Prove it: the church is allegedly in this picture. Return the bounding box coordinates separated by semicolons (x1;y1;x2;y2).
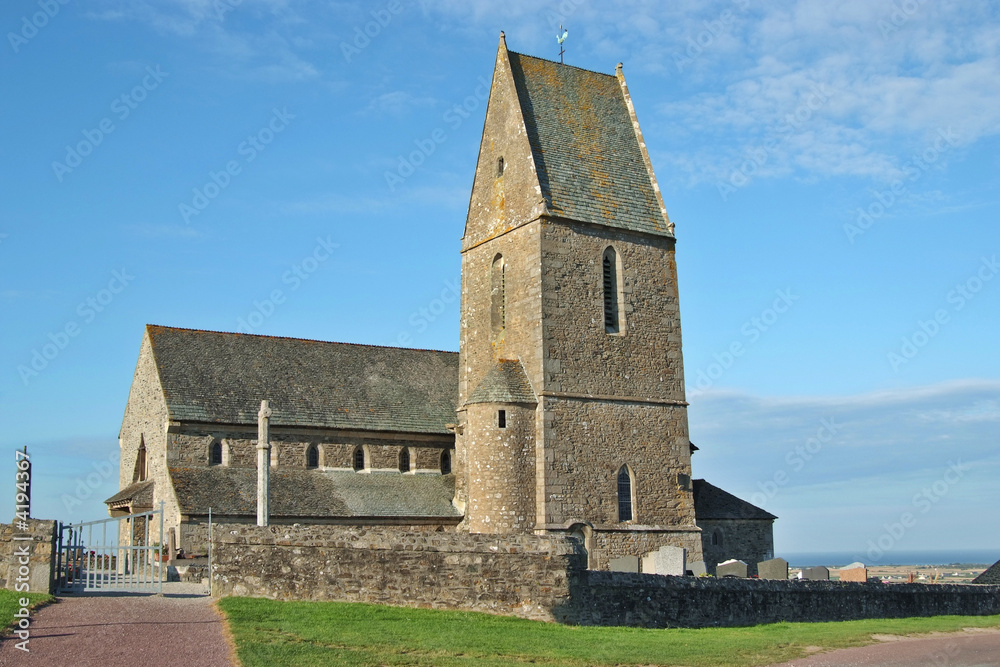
106;34;775;575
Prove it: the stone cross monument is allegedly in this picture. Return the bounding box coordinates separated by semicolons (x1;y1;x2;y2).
257;400;272;527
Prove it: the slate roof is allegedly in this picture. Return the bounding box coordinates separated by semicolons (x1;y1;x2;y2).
972;560;1000;584
168;467;461;519
146;325;459;434
693;479;777;521
105;480;154;507
467;359;537;405
507;51;670;237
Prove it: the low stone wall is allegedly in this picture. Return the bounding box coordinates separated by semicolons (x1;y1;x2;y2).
211;525;583;621
212;525;1000;628
568;571;1000;627
0;520;57;594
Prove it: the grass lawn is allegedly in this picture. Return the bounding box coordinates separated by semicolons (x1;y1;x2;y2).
0;590;52;633
218;597;1000;667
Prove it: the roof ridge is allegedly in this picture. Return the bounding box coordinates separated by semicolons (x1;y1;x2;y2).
507;50;617;78
145;324;458;356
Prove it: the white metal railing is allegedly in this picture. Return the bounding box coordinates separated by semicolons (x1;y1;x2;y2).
56;502;165;594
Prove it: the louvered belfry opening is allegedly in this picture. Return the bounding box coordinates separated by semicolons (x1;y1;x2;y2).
603;247;619;333
617;466;633;521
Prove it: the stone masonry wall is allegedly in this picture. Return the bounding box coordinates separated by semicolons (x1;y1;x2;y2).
699;519;774;576
168;427;452;473
212;524;1000;628
569;571;1000;628
212;524;582;622
591;528;702;573
0;520;57;594
464;402;536;533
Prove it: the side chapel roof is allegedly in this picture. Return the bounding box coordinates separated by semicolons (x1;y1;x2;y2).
168;467;461;519
693;479;777;521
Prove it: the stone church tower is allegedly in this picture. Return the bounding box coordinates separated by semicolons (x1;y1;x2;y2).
454;34;703;566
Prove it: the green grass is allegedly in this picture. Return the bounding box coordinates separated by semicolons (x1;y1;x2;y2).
0;590;51;633
218;597;1000;667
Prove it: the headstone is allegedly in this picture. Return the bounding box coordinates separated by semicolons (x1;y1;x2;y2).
716;559;748;578
689;560;708;576
838;564;868;582
757;557;789;580
608;556;640;573
641;546;686;576
799;565;830;581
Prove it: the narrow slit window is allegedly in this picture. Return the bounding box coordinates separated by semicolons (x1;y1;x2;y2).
498;409;506;428
603;247;621;333
440;449;452;475
497;156;504;176
399;448;411;473
306;444;319;468
353;447;365;471
137;439;147;481
491;255;506;336
210;442;222;466
617;466;633;521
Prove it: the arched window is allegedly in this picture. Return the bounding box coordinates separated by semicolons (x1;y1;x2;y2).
210;441;222;466
399;447;411;473
617;465;633;522
353;447;365;472
440;449;452;475
603;246;623;334
712;529;723;547
491;254;505;337
496;156;505;176
306;444;319;469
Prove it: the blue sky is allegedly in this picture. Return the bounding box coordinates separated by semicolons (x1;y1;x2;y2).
1;1;998;558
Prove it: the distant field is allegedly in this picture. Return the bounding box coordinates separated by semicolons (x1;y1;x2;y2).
218;597;1000;667
0;590;52;633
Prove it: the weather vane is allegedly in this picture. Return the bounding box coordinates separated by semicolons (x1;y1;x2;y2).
557;25;568;64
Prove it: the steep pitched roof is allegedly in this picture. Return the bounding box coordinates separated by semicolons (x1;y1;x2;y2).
506;50;671;237
693;479;777;521
972;560;1000;584
467;359;537;405
145;325;459;434
168;467;461;519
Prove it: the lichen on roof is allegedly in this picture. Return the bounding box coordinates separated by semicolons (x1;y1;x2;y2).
506;51;671;237
467;359;537;405
146;325;459;434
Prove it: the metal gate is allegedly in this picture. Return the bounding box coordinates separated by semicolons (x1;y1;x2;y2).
56;503;165;594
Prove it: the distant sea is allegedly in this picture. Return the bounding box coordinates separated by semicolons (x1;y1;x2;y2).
782;549;1000;568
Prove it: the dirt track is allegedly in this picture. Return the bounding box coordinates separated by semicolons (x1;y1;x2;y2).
769;627;1000;667
0;584;235;666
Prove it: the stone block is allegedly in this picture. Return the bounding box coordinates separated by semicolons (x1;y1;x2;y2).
838;565;868;582
641;546;686;576
800;566;830;581
757;558;788;580
608;556;640;573
716;559;747;578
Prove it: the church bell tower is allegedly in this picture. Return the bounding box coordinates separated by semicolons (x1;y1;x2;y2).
454;33;702;567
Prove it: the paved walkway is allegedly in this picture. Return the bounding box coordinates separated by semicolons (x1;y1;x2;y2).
769;627;1000;667
0;584;236;666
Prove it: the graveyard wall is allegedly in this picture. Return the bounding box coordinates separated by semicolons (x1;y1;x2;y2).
211;524;583;622
567;571;1000;627
212;524;1000;627
0;520;57;594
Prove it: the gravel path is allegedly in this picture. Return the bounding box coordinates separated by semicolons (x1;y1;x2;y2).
769;627;1000;667
0;584;236;666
